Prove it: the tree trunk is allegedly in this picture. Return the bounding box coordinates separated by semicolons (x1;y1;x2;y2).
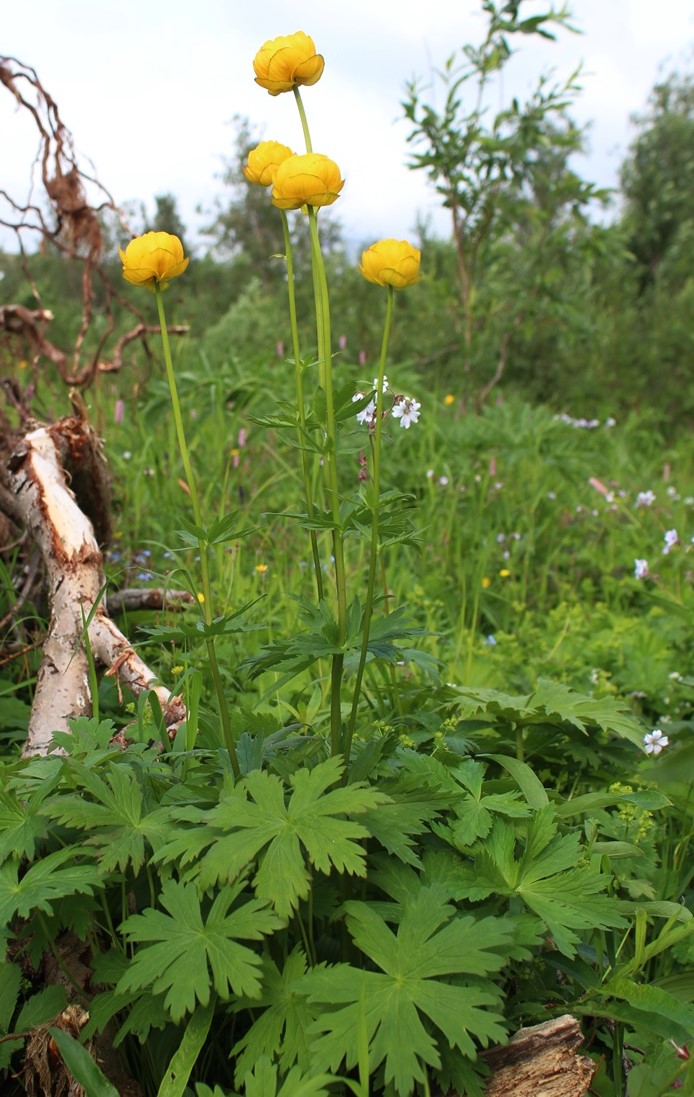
2;413;185;756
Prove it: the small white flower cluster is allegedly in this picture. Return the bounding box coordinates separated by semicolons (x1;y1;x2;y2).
633;527;689;579
353;375;421;430
643;728;669;755
635;490;656;508
634;558;650;580
555;413;615;430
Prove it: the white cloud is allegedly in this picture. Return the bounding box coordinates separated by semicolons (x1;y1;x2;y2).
1;0;692;251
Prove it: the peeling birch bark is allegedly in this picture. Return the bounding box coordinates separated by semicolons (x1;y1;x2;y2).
4;419;185;756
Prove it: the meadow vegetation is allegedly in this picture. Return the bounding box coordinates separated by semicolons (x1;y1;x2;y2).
0;6;692;1096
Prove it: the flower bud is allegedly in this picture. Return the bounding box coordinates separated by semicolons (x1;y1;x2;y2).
359;239;421;289
244;141;295;186
253;31;324;96
271;153;344;210
119;231;189;291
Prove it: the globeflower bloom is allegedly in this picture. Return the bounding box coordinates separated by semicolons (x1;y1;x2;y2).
119;232;189;290
244;141;295;186
271;153;344;210
253;31;324;96
360;239;421;289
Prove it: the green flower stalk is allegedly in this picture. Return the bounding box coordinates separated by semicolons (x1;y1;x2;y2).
153;288;240;778
345;286;394;760
285;87;348;756
279;208;324;601
344;240;422;760
293;87;313;152
248;55;422;761
306;204;349;756
119;230;239;777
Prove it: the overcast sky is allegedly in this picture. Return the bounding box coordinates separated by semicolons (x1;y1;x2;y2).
2;0;693;252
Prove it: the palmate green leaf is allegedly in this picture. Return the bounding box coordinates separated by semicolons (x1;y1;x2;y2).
436;758;533;847
529;679;645;746
0;789;50;864
302;890;509;1096
139;598;263;644
230;949;316;1085
449;686;534;722
518;867;627;956
449;681;645;747
0;847;101;929
150;806;218;875
197;756;388;918
41;762;172;874
85;984;170;1047
241;1056;335;1097
360;800;436;867
454;813;627;956
117;877;283;1023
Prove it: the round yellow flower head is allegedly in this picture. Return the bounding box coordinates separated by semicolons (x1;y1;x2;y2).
244;141;295;186
271;153;344;210
360;239;421;289
119;232;189;291
253;31;324;96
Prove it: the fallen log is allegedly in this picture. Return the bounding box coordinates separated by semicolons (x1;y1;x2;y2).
481;1014;595;1097
2;412;185;756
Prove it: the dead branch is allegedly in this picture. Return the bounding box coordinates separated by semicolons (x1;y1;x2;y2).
106;588;195;615
0;56;188;388
481;1014;595;1097
1;412;185;756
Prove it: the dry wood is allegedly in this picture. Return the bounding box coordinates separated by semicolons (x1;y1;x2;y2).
106;586;195;614
2;414;185;756
481;1014;595;1097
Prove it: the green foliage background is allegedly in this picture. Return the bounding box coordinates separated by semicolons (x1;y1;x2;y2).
0;6;693;1097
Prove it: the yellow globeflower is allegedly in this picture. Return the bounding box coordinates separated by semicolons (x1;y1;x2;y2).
359;239;421;289
271;153;344;210
119;232;189;291
253;31;324;96
244;141;295;186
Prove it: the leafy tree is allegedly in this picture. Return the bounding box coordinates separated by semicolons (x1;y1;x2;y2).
201;115;342;287
146;192;190;254
620;70;694;282
403;1;608;407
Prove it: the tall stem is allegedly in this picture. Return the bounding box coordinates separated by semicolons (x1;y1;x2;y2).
293;88;313;152
280;210;324;600
307;209;347;756
345;287;394;761
154;287;240;778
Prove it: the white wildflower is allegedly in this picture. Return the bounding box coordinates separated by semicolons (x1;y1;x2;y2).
634;559;649;580
643;729;669;755
392;396;421;429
